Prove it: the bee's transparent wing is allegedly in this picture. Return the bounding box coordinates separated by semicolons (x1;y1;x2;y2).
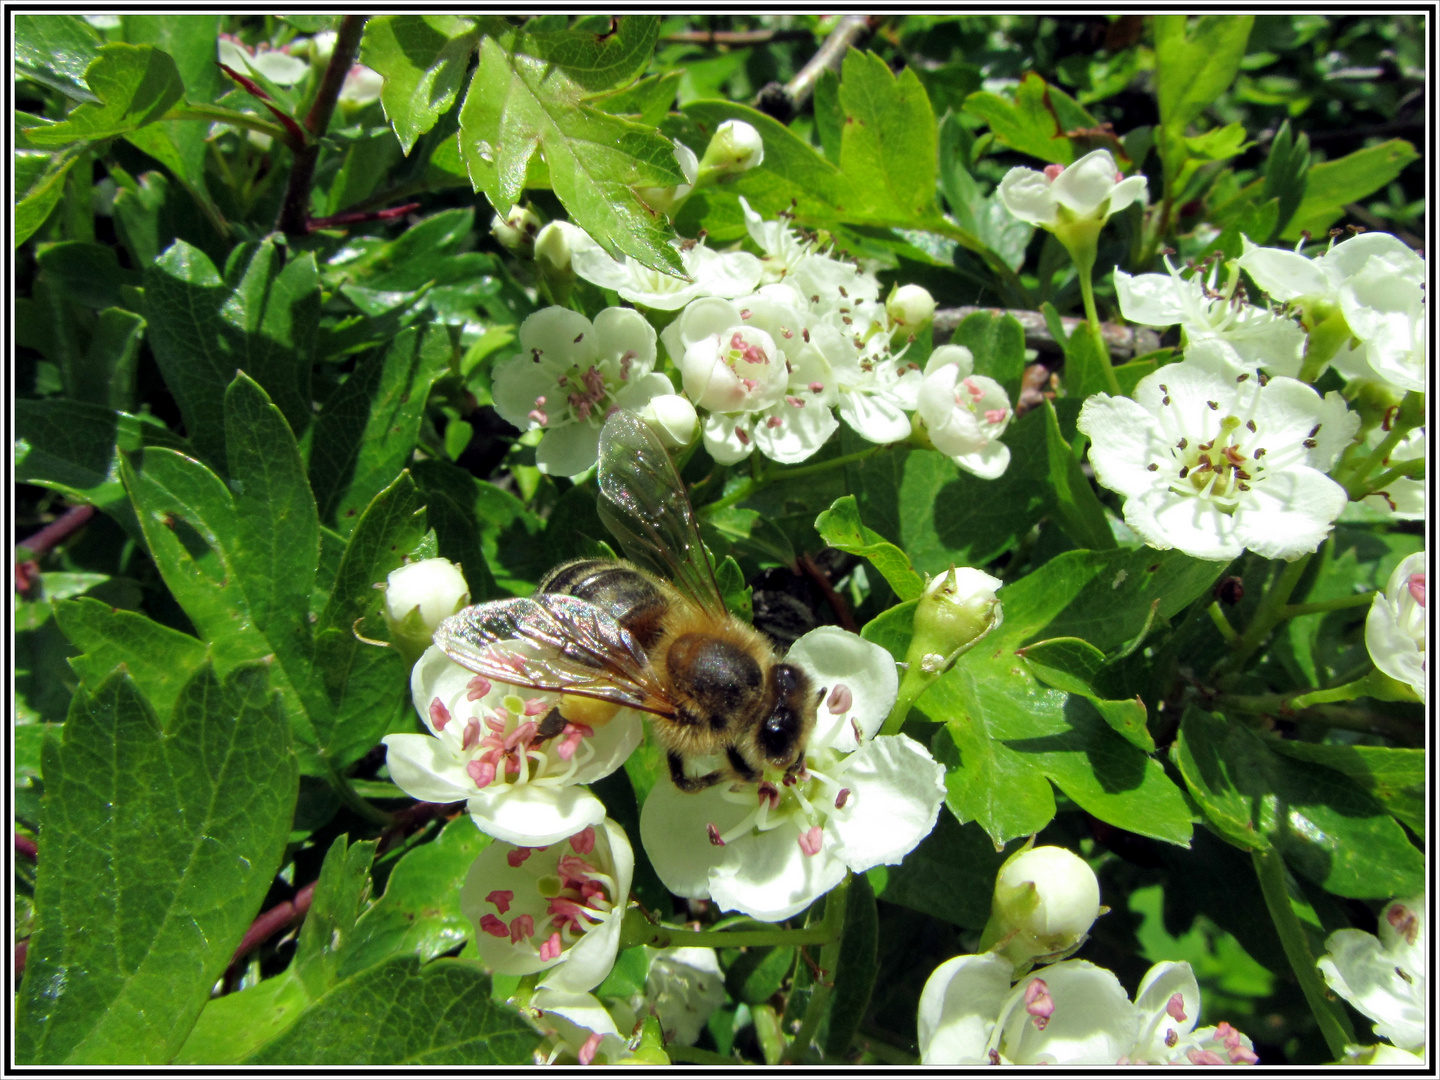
435;595;678;717
596;409;727;619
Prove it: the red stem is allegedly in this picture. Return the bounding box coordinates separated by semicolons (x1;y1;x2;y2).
229;880;316;968
15;834;37;861
17;504;95;558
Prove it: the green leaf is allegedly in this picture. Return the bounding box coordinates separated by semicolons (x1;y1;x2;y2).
1258;120;1310;241
224;371;321;694
16;663;296;1064
1282;139;1420;241
814;495;924;601
821;872;879;1060
868;812;1010;928
312;473;428;768
1265;742;1423;839
812;67;843;165
592;70;683;127
412;460;535;597
866;547;1216;846
1154;16;1255;138
144;239;319;467
715;556;753;621
1020;636;1154;752
310;324;450;532
1042;398;1116;551
23;43;185;147
15;398;186;539
362;15;481;154
244;959;537;1064
342;816;494;977
962;73;1098;164
294;836;380;998
835;49;938;222
1056;313;1114;401
1172;708;1423;899
458;18;685;276
121;14;226;103
53;597;207;719
14;14;102;101
15;147;85;247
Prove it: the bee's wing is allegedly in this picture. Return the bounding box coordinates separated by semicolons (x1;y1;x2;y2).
596;409;728;620
434;595;678;717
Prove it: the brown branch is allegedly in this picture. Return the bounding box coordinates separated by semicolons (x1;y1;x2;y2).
227;880;316;973
276;14;368;236
17;504;95;558
933;306;1163;363
662;28;813;45
751;15;876;121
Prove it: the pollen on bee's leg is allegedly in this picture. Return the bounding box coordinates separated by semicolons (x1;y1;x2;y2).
707;823;726;846
797;825;824;857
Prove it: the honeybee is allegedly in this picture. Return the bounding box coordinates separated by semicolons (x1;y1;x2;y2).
434;409;817;792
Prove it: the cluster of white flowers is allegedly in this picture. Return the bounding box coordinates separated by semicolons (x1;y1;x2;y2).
1317;894;1426;1062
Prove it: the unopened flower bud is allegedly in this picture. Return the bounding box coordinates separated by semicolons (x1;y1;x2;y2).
492;205;543;255
636;393;698;449
636;140;699;219
985;845;1101;966
887;284;936;329
384;558;470;664
914;567;1003;659
699;119;765;176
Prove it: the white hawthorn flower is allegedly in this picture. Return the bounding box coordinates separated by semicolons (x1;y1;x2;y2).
1114;258;1306;377
916;344;1014;479
340;63;384;108
1365;553;1426;701
461;820;632;994
382;558;470;662
920;956;1256;1065
997;150;1147;233
635;138;700;220
607;947;727;1048
218;34;310;86
1237;232;1426;392
534;220;598;275
639;627;945;922
987;845;1101;966
1076;340;1360;561
490;204;542;254
571;237;761;311
383;646;643;846
529;989;631;1065
491;306;672;476
634;393;698;449
886;283;937;330
1318;895;1426;1052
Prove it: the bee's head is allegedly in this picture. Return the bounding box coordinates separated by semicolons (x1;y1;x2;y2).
755;662;816;770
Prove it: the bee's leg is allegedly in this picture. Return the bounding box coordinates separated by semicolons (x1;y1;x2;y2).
668;751;722;793
724;746;759;783
782;755;807;784
533;706;567;743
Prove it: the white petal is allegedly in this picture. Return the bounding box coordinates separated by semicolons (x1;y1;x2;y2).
381;733;476;803
707;824;847;922
1322;231;1424;287
1319;929;1426;1050
1237;246;1329;302
751;401;838;464
1132;961;1200;1059
691;247;764;299
701;413;755;465
535;422;602;477
838;390;914;444
569;710;647;785
1366;592;1426;700
611;371;678;413
1076;393;1172;499
520;306;599;367
785;627;899;750
462;845;558;977
998;167;1059;227
592;306;657;368
531;989;622;1042
918;953;1016;1064
468;782;607;847
639;781;738;898
1105;174;1148;215
826;735;945;871
996;960;1138;1064
923;344;976;378
1232;467;1348;560
1124;486;1243;561
1114;270;1188;327
951;439;1012;480
1050;150;1120;216
491;353;554;429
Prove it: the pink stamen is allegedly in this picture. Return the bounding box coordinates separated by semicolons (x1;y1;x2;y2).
478;914;509;938
984;408;1009;424
739;309;752;319
826;684;853;715
963;378;984;399
538;931;563;961
1166;992;1187;1022
1187;1049;1226;1065
578;1031;603;1065
487;889;514;914
528;408;548;426
557;853;596;887
1228;1045;1258;1065
785;395;805;407
808;381;824;393
466;676;492;700
467;758;496;789
797;825;824;857
1408;572;1425;606
707;823;726;846
524;697;549;717
757;782;780;810
509;914;534;944
507;847;534;868
570;827;596;855
766;416;783;428
534;395;546;406
429;698;452;730
1387;902;1419;945
583;366;606;397
739;376;758;392
462;718;481;751
834;788;850;809
1044;163;1065;181
735;427;750;446
505;720;538;751
1024;979;1054;1030
555;722;592;760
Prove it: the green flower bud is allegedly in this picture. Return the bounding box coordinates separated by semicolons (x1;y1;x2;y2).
887;283;937;330
491;205;543;255
383;557;470;665
982;844;1101;968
